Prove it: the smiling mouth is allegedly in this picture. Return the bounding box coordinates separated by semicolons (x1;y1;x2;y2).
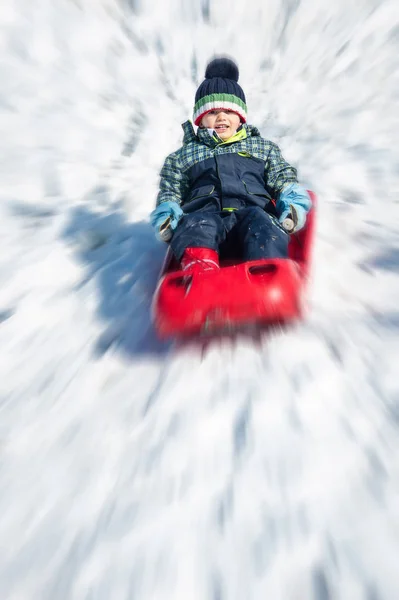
215;124;229;130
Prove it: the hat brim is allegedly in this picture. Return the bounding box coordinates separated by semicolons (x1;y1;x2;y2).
195;108;246;127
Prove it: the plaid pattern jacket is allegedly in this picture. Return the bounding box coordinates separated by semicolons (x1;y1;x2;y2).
156;120;298;209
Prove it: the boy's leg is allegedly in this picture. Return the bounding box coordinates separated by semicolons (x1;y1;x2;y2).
235;206;289;260
170;211;226;261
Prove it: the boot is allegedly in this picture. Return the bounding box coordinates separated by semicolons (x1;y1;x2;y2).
180;247;219;274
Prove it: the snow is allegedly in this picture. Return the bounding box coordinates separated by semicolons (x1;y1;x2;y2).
1;0;399;598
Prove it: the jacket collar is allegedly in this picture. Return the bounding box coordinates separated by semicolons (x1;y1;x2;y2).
181;120;261;148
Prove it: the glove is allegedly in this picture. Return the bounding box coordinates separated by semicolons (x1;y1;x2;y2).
150;201;184;242
277;183;311;233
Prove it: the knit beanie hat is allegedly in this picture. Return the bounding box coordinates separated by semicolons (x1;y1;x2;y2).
193;57;247;126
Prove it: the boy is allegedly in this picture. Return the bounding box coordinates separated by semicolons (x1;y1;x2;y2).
150;57;311;273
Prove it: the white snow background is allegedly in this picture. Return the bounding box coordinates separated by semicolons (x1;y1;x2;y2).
1;0;399;599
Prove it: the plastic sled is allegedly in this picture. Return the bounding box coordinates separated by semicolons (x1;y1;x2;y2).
152;191;317;339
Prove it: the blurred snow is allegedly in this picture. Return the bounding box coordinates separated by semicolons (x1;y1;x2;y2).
1;0;399;599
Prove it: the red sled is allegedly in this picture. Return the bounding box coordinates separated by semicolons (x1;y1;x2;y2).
152;191;317;339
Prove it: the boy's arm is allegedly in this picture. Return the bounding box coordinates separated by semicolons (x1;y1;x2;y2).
151;151;189;241
264;142;312;232
156;151;190;207
264;142;298;198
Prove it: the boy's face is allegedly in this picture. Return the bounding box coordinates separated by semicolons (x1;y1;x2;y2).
200;109;241;140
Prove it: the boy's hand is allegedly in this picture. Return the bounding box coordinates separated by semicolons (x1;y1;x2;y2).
277;183;311;233
150;201;184;242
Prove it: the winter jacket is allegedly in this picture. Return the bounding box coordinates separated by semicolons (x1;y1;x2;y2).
156;121;299;215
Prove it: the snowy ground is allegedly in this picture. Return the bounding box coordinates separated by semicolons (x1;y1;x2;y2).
1;0;399;598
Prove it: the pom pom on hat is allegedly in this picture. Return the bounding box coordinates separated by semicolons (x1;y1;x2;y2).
205;58;239;82
193;56;247;126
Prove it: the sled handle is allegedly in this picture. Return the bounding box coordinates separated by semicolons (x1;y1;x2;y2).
159;217;172;242
282;217;295;233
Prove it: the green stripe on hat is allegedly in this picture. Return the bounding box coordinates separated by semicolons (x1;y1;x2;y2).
193;93;248;125
194;93;247;113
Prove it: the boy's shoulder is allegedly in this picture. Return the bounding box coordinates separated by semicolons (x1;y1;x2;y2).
161;122;199;162
244;124;280;150
181;120;199;145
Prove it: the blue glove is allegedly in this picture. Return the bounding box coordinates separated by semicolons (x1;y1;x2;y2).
277;183;311;233
150;201;184;241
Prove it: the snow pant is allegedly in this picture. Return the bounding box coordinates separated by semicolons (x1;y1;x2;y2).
170;206;289;261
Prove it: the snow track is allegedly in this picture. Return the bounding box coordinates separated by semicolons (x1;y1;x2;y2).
1;1;399;598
